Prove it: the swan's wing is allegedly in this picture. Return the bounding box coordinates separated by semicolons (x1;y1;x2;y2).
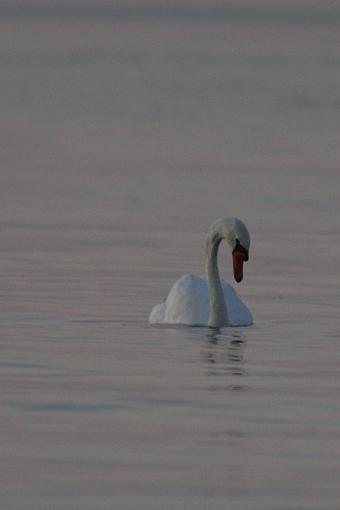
149;274;209;325
164;274;209;325
221;280;253;326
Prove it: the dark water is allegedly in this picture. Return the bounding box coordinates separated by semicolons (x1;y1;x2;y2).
1;2;340;508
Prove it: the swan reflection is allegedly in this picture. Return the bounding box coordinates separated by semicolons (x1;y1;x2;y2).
203;330;247;391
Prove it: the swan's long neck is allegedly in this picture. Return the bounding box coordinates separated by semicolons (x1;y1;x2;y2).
205;233;230;328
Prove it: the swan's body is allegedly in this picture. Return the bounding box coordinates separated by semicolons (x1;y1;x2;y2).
149;217;253;328
149;274;252;326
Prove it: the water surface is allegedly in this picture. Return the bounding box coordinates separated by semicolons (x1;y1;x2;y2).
1;2;340;509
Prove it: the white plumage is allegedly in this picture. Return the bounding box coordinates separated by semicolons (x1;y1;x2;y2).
149;274;252;326
149;217;253;328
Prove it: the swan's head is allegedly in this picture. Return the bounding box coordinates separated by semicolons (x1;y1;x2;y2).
229;218;250;282
209;217;250;283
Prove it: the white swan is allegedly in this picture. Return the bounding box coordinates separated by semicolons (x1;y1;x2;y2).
149;217;252;328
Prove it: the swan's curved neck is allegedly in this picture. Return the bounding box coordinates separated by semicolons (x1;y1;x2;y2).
205;233;230;328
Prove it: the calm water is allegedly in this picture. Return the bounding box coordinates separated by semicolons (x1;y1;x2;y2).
1;2;340;509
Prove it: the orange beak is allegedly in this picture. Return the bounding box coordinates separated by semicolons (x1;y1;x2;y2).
233;250;245;283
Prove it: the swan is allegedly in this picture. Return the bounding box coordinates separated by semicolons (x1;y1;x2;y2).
149;217;252;328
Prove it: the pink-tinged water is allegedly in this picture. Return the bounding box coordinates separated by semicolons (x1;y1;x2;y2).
1;2;340;509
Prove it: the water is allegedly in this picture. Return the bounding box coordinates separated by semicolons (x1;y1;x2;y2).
1;2;340;508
